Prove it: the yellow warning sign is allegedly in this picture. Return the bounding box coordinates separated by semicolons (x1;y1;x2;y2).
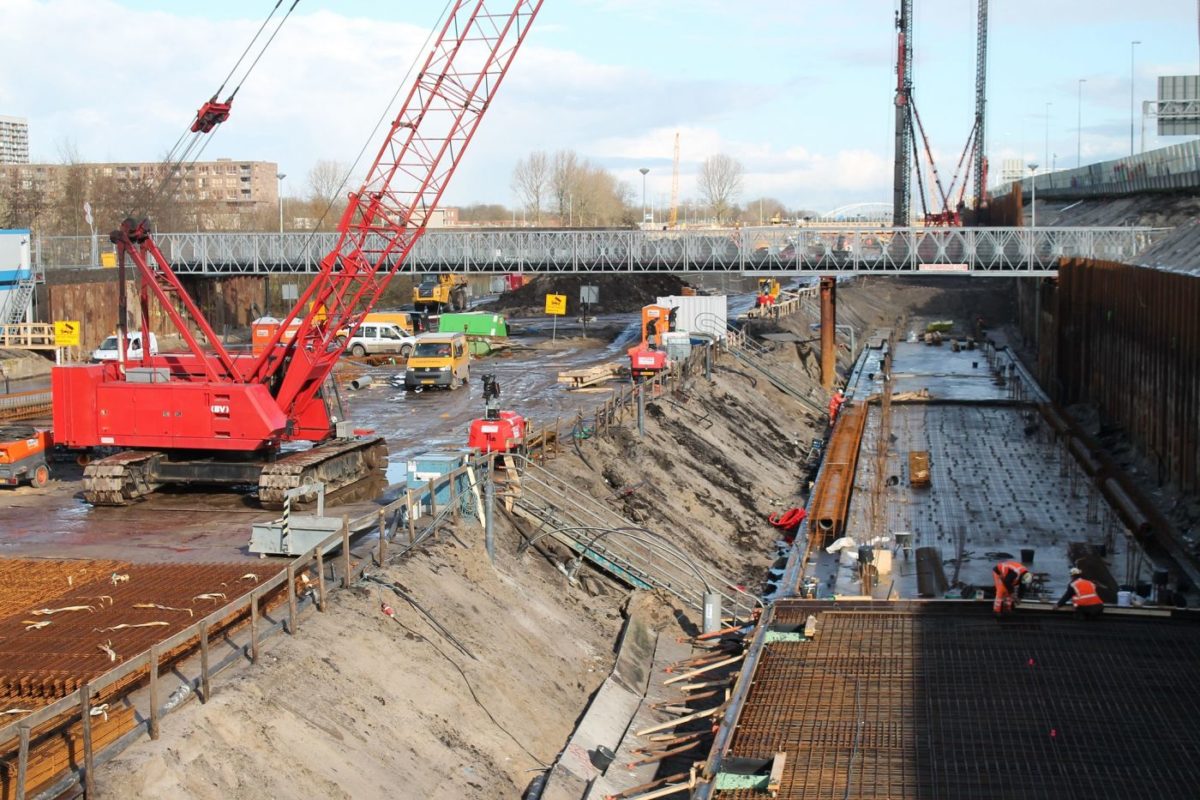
544;293;567;316
100;252;117;268
54;320;81;347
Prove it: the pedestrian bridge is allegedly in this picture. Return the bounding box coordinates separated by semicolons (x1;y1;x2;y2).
37;226;1164;276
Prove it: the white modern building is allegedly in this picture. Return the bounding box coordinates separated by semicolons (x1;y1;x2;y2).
0;115;29;164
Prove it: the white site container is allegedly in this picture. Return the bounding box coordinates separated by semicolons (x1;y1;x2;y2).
656;295;728;340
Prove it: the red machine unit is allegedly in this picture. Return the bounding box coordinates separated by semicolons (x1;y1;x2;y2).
628;345;668;380
52;1;544;506
469;411;526;454
628;303;675;380
467;374;525;454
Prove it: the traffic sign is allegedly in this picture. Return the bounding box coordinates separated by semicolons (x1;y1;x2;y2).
54;320;81;347
544;293;567;315
580;285;599;305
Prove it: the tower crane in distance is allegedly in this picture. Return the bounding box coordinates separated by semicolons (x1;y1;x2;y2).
52;1;545;507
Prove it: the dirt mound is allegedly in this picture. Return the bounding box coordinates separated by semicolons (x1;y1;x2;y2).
489;275;687;316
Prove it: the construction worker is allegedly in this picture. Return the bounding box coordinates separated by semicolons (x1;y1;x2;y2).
828;391;846;424
1055;568;1104;619
992;559;1032;617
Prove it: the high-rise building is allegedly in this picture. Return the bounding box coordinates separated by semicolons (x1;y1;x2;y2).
0;115;29;164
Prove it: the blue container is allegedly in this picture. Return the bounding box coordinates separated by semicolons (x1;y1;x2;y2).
406;451;471;510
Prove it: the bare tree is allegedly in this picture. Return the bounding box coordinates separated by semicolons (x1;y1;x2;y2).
511;150;550;224
307;159;350;207
698;154;744;225
551;150;583;224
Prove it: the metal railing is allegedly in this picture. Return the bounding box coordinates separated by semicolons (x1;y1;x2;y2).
34;226;1165;275
504;453;760;621
0;462;479;800
723;327;827;415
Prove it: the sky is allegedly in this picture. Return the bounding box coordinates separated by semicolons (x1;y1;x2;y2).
1;0;1198;214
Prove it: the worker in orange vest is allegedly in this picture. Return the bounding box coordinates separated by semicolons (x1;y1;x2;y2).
992;560;1032;617
1055;567;1105;619
828;391;846;424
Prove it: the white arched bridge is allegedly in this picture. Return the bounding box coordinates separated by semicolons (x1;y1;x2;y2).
36;226;1163;276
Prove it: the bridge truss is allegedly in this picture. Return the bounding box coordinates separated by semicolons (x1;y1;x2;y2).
37;226;1164;276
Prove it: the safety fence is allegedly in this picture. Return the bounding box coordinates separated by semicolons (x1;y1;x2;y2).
999;139;1200;200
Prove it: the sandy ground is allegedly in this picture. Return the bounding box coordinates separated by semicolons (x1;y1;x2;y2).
92;277;1014;799
97;531;625;800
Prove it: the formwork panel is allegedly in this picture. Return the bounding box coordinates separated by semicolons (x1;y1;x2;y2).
715;604;1200;800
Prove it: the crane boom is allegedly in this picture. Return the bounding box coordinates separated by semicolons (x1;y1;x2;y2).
249;0;544;422
53;1;545;505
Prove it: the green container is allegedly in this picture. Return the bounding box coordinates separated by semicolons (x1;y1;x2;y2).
436;312;508;337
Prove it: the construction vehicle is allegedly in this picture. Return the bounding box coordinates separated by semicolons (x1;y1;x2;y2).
404;332;471;390
50;1;544;507
627;304;675;381
413;274;469;314
467;374;525;454
0;425;50;488
756;277;781;306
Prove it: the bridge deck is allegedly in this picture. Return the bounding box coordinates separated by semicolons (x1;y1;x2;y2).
35;226;1163;276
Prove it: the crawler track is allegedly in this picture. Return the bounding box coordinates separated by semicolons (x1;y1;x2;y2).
81;451;162;506
258;436;388;508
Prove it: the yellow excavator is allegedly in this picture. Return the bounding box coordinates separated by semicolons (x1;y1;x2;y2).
413;274;469;314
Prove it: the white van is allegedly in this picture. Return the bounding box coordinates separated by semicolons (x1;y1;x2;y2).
341;323;416;357
91;332;159;362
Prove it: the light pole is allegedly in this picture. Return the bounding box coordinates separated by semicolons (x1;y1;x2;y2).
1028;162;1039;227
276;172;286;233
1130;40;1141;156
1076;78;1087;168
1043;102;1052;171
638;167;649;226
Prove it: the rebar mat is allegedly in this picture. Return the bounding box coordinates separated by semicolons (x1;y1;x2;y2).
715;605;1200;799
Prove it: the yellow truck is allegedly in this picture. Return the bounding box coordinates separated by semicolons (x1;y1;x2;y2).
413;275;468;314
403;332;471;390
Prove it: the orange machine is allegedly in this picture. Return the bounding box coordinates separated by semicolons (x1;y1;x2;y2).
629;304;676;381
0;425;51;488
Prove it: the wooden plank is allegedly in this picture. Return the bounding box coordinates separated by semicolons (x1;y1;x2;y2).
908;451;931;487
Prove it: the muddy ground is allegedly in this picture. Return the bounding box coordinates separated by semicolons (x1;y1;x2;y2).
93;277;1015;799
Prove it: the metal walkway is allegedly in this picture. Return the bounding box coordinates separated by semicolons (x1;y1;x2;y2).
36;226;1163;276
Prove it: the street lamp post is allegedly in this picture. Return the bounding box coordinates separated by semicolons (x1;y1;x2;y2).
1130;40;1141;156
1028;162;1039;227
638;167;649;227
276;172;286;233
1077;78;1087;168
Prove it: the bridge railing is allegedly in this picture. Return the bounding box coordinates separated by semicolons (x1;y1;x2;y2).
34;226;1166;275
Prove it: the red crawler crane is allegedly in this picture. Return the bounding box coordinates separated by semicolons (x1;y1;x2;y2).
52;1;544;506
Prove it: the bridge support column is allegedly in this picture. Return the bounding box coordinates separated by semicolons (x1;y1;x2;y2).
820;276;837;390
